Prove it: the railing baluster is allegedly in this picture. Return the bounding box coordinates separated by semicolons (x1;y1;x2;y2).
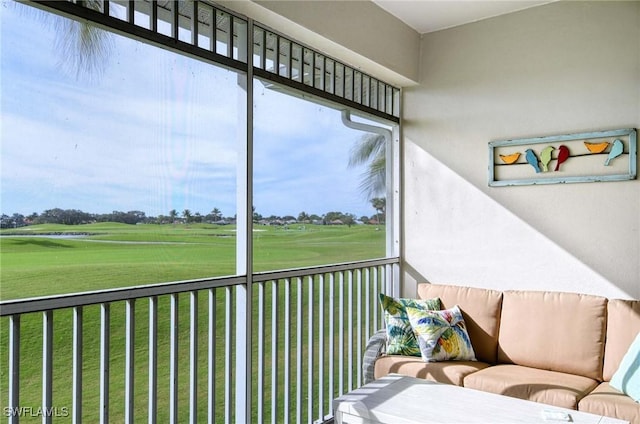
365;268;371;344
100;304;110;424
127;0;134;23
356;269;363;387
224;286;233;424
208;289;217;424
372;267;379;329
150;0;157;32
295;277;303;422
73;306;83;424
42;310;53;424
338;271;344;397
170;294;179;424
328;273;335;412
227;15;234;58
125;299;135;424
210;5;217;52
149;297;158;424
191;0;198;46
257;281;265;423
318;274;325;422
307;275;314;422
347;270;353;392
380;265;385;325
271;280;278;424
8;315;20;424
283;277;291;424
190;291;198;424
171;0;178;40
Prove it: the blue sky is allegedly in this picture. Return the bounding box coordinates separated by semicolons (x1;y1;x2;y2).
1;4;385;219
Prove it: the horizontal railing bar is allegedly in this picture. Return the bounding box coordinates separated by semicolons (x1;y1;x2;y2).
252;257;399;282
0;276;245;316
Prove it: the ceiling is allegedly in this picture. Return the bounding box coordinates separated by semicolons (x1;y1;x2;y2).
372;0;555;34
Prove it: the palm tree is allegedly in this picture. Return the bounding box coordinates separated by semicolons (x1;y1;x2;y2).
182;209;192;223
298;211;310;222
348;133;386;200
211;208;222;222
371;197;386;229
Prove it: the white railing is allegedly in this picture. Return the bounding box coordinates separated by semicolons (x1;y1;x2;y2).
0;258;398;423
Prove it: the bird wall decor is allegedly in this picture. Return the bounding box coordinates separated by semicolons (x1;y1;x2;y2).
605;139;624;166
554;145;570;171
584;141;609;154
489;129;636;187
499;152;521;164
525;149;541;173
540;146;555;172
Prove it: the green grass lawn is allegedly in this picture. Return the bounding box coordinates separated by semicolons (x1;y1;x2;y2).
0;222;384;299
0;222;385;422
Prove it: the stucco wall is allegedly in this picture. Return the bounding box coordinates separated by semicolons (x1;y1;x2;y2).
403;1;640;298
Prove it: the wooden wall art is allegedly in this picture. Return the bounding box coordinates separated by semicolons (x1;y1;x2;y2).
488;128;637;187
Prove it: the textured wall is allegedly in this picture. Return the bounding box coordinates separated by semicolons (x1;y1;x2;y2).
403;1;640;298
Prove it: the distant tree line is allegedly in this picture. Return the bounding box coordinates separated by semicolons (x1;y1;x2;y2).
0;198;385;229
1;208;152;228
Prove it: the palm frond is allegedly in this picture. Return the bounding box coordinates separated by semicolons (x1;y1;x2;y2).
50;0;113;80
349;133;387;199
348;134;386;167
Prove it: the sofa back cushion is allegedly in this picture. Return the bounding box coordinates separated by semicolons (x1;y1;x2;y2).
498;290;607;380
417;283;503;364
603;299;640;381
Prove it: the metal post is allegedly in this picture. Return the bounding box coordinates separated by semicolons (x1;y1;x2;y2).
42;310;53;424
8;315;20;424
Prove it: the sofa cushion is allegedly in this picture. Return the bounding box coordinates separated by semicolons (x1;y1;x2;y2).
603;299;640;381
464;364;599;410
406;305;476;362
379;293;441;356
417;283;502;364
578;382;640;424
497;290;607;380
374;355;490;386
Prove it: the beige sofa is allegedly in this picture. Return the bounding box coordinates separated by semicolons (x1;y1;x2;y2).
366;283;640;424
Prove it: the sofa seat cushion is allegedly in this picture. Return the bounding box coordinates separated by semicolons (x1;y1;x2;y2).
463;364;599;409
374;354;490;386
578;382;640;424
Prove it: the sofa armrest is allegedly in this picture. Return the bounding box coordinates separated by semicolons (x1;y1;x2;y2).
363;329;387;385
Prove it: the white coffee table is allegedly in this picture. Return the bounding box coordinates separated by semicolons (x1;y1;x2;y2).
333;374;628;424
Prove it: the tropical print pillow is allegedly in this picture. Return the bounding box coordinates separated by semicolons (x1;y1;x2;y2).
405;304;476;362
379;293;441;356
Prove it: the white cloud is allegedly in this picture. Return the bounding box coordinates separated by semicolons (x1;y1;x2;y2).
1;5;382;219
